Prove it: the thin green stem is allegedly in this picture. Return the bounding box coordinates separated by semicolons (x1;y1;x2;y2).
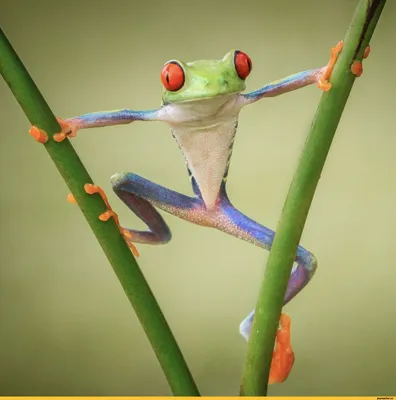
0;28;199;396
240;0;386;396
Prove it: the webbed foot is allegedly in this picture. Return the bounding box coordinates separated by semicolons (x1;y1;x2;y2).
68;184;139;257
53;118;77;142
269;313;295;384
29;118;77;143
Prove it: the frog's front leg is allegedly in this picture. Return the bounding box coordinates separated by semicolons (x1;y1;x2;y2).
29;108;166;143
239;40;344;106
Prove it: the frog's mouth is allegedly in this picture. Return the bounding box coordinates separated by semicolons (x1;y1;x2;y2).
162;88;243;106
173;90;240;103
165;92;240;124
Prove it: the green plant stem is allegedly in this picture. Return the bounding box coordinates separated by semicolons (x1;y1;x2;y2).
240;0;386;396
0;28;199;396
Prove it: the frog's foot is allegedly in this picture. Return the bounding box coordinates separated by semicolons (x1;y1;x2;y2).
317;40;344;91
29;125;49;144
351;45;371;77
68;184;139;257
53;118;77;143
268;313;295;385
84;183;139;257
29;119;77;143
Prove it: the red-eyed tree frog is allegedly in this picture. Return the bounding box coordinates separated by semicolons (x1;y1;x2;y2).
29;41;346;384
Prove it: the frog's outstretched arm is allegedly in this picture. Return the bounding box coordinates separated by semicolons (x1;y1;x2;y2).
28;109;165;144
58;108;164;140
242;67;324;102
241;41;343;104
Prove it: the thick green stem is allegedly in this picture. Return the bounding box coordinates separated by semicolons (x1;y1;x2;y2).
240;0;386;396
0;28;199;396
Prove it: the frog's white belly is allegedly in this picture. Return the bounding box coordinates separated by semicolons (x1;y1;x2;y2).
171;119;238;208
166;94;241;209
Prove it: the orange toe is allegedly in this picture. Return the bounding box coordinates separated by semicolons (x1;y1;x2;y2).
67;193;77;204
84;183;139;257
351;61;363;77
84;184;112;209
363;45;371;59
29;125;48;144
99;209;118;222
351;45;370;77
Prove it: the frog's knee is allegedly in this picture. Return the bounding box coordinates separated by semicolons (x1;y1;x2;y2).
297;250;318;280
110;172;131;190
308;253;318;279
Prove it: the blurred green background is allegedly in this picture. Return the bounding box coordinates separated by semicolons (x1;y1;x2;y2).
1;0;395;396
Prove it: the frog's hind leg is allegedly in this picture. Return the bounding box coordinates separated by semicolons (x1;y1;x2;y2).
211;187;317;383
110;172;207;245
214;188;318;309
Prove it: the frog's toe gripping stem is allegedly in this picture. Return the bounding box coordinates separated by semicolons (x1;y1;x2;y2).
269;313;295;384
363;45;371;59
29;125;48;144
68;184;139;257
351;45;371;77
67;193;77;204
317;40;344;91
53;118;77;142
69;173;204;254
84;183;139;257
29;118;76;144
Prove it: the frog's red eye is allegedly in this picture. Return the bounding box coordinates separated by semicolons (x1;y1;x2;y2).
161;61;185;91
234;50;252;80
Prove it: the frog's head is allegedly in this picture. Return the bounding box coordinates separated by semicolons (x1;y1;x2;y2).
161;50;252;104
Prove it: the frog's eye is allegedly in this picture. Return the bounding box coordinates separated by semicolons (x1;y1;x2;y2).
161;61;185;91
234;51;252;80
